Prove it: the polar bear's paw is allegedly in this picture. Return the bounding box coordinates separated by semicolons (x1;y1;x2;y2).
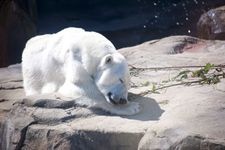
123;102;141;115
100;102;141;116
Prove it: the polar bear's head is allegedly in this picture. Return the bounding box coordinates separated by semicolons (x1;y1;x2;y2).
95;53;130;105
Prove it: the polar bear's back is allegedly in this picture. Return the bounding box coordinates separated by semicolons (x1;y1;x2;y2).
23;27;115;59
23;28;84;54
57;27;85;35
23;34;51;54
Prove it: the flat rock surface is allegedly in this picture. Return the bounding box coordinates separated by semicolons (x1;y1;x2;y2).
1;36;225;150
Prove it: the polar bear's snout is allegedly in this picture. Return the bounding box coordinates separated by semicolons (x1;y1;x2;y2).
107;92;128;105
104;83;129;105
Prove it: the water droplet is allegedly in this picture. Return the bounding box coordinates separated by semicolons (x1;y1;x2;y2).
172;3;177;7
154;15;158;18
188;30;191;33
193;0;198;4
153;2;157;6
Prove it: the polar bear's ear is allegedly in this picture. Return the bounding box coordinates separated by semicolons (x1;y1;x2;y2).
104;54;113;64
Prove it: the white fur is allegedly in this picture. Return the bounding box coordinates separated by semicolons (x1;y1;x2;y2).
22;27;140;115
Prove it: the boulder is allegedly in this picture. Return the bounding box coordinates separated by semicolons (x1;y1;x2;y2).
1;36;225;149
197;6;225;40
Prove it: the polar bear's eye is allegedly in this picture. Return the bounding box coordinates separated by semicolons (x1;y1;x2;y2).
105;55;113;64
119;79;124;84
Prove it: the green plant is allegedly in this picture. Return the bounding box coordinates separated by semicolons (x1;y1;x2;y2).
136;63;225;95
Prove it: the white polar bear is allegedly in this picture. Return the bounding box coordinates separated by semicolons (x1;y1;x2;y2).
22;27;140;115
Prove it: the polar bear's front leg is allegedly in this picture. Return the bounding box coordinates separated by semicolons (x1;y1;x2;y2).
58;55;92;98
58;82;84;98
41;82;58;94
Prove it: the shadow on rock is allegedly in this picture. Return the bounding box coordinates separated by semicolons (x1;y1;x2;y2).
22;93;164;122
91;92;164;121
124;92;164;121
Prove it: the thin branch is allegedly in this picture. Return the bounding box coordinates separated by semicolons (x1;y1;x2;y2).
129;64;225;70
139;80;202;96
139;73;225;96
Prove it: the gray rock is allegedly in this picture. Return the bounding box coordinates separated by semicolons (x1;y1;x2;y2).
1;36;225;150
170;136;225;150
197;6;225;40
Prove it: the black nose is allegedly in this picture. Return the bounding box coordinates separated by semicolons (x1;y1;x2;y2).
107;92;127;105
107;92;117;105
119;98;127;104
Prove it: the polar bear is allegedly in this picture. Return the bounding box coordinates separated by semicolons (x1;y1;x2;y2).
22;27;140;115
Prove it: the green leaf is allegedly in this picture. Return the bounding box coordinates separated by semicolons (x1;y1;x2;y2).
174;70;191;80
150;84;160;94
142;81;150;86
203;63;214;74
152;84;156;91
192;70;203;77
